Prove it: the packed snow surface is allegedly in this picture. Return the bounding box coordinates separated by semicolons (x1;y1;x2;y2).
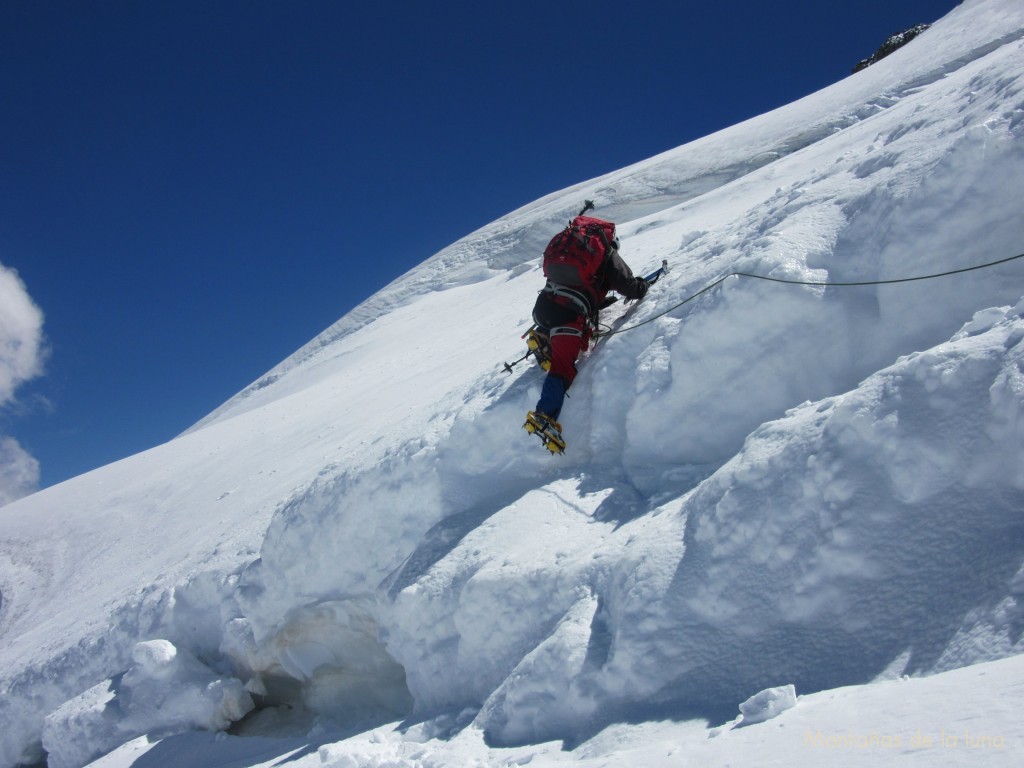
3;1;1024;766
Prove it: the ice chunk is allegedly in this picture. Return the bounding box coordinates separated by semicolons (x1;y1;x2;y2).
119;639;253;734
41;639;253;768
40;680;119;768
738;684;798;726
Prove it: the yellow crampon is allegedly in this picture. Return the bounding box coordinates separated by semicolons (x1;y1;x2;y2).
524;411;566;454
526;329;552;372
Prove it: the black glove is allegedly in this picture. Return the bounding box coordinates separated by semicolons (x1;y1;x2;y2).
633;279;649;301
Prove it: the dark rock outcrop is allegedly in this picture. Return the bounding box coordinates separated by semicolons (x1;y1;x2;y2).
853;24;932;73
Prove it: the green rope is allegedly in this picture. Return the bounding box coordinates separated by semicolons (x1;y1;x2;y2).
598;250;1024;338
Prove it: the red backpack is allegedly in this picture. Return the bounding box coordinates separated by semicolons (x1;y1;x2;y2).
542;215;616;294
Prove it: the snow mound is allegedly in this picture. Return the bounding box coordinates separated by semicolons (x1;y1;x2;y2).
738;685;798;726
379;298;1024;747
41;640;252;768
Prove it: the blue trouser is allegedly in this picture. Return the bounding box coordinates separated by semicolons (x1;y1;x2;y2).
536;374;568;420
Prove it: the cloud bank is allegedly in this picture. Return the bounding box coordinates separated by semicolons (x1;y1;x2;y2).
0;260;45;505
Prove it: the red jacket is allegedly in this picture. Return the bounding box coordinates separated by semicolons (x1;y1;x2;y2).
534;244;647;328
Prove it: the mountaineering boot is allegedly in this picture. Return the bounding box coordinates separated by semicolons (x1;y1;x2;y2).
526;328;552;371
524;410;567;454
524;410;560;435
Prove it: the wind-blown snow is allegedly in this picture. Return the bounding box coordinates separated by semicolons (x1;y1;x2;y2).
3;1;1024;766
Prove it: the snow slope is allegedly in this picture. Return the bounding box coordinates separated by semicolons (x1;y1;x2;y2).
89;652;1024;768
3;0;1024;765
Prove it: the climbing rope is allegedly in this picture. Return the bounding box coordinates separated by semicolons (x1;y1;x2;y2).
597;250;1024;339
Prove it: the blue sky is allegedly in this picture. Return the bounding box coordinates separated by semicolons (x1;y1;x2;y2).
0;0;960;490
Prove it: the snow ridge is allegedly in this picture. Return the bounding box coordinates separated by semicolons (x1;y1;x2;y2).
191;4;1024;434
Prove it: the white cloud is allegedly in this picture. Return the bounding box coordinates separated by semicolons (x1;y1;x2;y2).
1;261;45;401
0;436;41;507
0;259;46;504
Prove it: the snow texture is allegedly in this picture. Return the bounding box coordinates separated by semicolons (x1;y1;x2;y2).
3;1;1024;766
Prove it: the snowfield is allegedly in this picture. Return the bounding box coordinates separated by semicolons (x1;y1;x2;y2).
3;1;1024;766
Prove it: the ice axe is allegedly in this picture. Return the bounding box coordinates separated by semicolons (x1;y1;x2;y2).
503;324;543;374
645;259;670;284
